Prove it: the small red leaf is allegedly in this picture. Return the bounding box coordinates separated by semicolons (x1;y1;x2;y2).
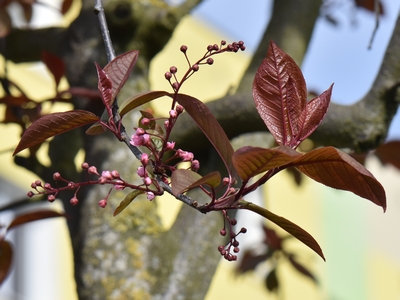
293;147;386;211
253;41;307;147
183;171;221;193
13;110;99;155
85;122;106;135
113;190;145;216
41;51;65;90
171;169;202;196
375;141;400;170
239;200;325;260
103;50;139;102
300;84;333;142
95;63;113;108
287;254;318;283
8;210;65;230
119;91;170;117
0;241;12;285
233;145;301;181
176;94;237;178
61;0;73;14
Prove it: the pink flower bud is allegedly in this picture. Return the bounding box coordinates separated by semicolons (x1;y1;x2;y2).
70;197;78;205
164;120;169;129
81;162;89;169
98;199;107;208
223;177;230;185
68;182;75;189
137;166;146;177
141;153;149;165
102;171;112;180
169;110;178;118
176;105;184;114
141;118;150;126
88;166;99;175
165;141;175;151
144;177;152;186
191;160;200;171
142;134;151;146
35;179;42;186
111;170;120;178
136;128;145;135
27;191;34;197
53;172;61;181
48;195;56;202
147;192;155;201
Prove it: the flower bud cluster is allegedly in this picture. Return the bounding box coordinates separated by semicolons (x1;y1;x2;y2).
217;214;247;261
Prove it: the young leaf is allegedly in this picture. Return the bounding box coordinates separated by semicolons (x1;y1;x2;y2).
13;110;99;155
86;122;106;135
239;200;325;260
95;63;113;108
233;145;301;181
8;210;65;230
41;51;65;90
287;254;318;284
253;41;307;147
119;91;170;117
176;94;237;178
103;50;139;102
374;141;400;170
175;171;221;195
300;84;333;142
171;169;202;196
292;146;386;211
0;241;12;285
113;190;145;216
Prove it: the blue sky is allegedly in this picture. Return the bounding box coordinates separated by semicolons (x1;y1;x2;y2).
193;0;400;140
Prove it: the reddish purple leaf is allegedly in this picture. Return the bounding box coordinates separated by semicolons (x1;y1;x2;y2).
103;50;139;102
236;251;270;274
13;110;99;155
232;145;301;181
113;190;145;216
253;41;307;147
0;241;12;285
300;84;333;142
183;171;221;193
176;94;237;178
375;141;400;170
171;169;202;196
263;226;283;250
239;200;325;260
287;254;318;283
8;210;65;230
61;0;73;14
253;41;333;148
119;91;170;117
292;147;386;211
85;122;106;135
95;63;113;108
41;51;65;90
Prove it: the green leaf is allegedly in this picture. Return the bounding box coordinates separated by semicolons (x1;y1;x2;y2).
292;146;386;211
176;94;237;179
233;145;301;181
239;200;325;260
13;110;99;155
113;190;145;216
119;91;170;117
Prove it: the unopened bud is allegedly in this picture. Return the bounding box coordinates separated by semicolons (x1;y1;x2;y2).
169;66;177;74
98;199;107;208
53;172;61;181
70;197;78;205
48;195;56;202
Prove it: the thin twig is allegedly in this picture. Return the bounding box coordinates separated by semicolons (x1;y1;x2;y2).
93;0;115;62
368;0;380;50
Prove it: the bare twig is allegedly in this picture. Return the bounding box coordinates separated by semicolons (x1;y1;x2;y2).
368;0;380;49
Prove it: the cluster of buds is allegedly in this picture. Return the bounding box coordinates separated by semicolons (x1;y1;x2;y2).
217;212;247;261
164;40;245;93
27;162;152;208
